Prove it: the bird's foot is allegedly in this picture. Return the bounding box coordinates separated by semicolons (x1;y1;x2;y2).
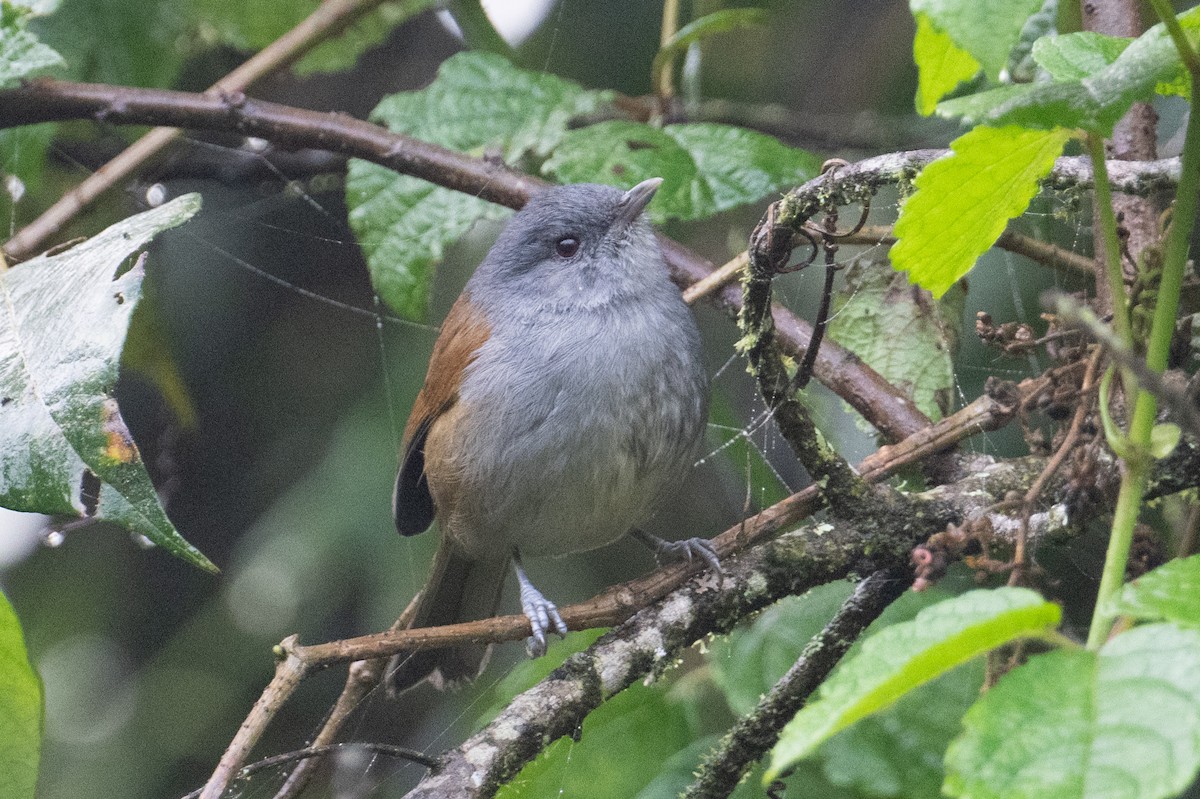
513;551;568;657
632;529;722;575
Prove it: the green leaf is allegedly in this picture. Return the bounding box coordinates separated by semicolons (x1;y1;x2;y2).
909;0;1046;80
187;0;436;75
1148;422;1181;459
0;2;64;88
346;51;607;319
495;680;692;799
29;0;184;87
945;623;1200;799
827;260;961;421
710;581;856;716
938;6;1200;132
820;659;985;798
652;8;770;84
543;121;820;223
912;12;981;116
0;590;41;799
1032;31;1131;81
765;588;1061;781
891;125;1073;297
0;194;216;572
1109;554;1200;629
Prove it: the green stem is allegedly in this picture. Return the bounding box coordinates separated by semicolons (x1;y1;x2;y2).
1086;3;1200;649
1085;134;1133;351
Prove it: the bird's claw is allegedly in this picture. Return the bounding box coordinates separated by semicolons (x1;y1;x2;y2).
518;574;567;657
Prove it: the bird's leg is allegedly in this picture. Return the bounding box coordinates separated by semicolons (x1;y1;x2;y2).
512;549;568;657
630;528;722;575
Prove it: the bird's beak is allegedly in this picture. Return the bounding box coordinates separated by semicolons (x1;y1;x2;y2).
611;177;663;232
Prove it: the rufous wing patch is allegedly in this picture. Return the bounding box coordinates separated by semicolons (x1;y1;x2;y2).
393;293;491;536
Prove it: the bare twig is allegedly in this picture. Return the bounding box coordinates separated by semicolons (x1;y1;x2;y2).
1010;347;1103;585
1;0;410;262
183;743;437;799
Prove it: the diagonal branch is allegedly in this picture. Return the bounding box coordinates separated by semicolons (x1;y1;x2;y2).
0;78;933;443
0;0;412;262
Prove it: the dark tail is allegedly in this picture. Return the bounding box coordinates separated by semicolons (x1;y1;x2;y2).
387;542;509;694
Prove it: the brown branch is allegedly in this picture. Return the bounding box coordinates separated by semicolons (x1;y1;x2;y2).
1;0;410;262
0;78;932;443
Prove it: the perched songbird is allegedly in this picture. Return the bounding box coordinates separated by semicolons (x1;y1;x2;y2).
388;178;713;693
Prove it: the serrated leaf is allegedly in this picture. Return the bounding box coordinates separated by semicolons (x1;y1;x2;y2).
945;623;1200;799
0;194;215;572
913;12;981;116
1109;554;1200;629
910;0;1046;80
543;121;820;223
891;125;1073;297
0;590;40;799
0;3;64;88
1033;31;1131;81
827;261;960;420
346;163;508;320
346;51;606;319
938;6;1200;132
187;0;435;75
765;588;1061;781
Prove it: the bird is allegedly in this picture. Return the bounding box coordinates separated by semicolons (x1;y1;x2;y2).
387;177;715;693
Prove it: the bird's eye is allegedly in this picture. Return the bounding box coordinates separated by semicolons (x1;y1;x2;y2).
555;237;580;258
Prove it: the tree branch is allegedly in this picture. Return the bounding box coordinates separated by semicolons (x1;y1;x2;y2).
0;0;411;262
0;78;934;443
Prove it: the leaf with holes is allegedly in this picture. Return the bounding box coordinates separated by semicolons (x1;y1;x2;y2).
891;125;1074;297
828;261;961;421
0;589;40;799
346;51;608;320
1108;554;1200;629
765;588;1061;781
543;121;819;223
945;623;1200;799
0;194;215;572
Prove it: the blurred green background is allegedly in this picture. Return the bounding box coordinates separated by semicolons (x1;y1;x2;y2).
2;0;1165;797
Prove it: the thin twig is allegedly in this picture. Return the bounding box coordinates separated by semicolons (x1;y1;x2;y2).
199;640;308;799
1;0;407;261
1009;347;1103;585
183;742;438;799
